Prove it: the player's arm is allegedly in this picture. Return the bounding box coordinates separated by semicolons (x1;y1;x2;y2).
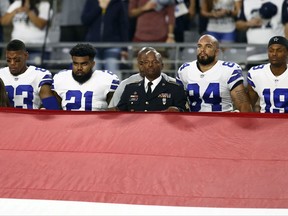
230;83;252;112
106;91;114;105
39;84;61;110
108;82;125;108
246;84;259;112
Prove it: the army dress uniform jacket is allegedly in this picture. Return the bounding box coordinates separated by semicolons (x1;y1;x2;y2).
117;77;188;112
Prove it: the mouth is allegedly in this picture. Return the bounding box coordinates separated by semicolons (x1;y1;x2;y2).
75;71;84;76
199;53;207;58
9;68;17;73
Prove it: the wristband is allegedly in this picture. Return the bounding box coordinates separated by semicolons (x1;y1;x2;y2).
42;96;60;110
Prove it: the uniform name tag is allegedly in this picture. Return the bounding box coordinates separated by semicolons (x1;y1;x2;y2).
158;93;171;98
129;94;138;102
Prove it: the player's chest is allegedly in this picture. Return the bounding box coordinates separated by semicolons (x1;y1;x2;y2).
62;81;106;92
185;71;227;85
3;75;37;86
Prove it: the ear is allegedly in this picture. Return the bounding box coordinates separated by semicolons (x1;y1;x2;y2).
24;51;29;60
215;47;220;56
91;60;96;68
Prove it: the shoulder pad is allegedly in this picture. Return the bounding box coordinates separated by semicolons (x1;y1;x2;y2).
127;80;142;86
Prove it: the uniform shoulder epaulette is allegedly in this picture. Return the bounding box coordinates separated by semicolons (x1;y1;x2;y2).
167;79;179;85
126;80;142;86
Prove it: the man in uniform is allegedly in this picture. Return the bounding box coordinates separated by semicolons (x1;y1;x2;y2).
108;46;176;108
115;49;188;112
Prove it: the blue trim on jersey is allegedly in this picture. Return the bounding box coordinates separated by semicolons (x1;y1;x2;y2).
179;63;190;71
247;72;255;87
39;80;53;87
176;78;183;86
111;79;119;90
227;69;242;84
38;74;53;87
112;79;120;85
110;85;118;90
43;74;52;79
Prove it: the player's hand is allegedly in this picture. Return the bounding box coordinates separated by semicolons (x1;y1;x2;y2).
98;0;111;10
142;1;157;12
106;107;119;111
162;106;180;112
231;109;240;112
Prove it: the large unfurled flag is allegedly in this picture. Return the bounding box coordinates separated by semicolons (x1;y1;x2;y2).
0;108;288;209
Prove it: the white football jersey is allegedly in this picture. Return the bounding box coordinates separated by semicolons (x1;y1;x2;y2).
53;70;119;111
0;66;53;109
248;63;288;113
176;60;244;112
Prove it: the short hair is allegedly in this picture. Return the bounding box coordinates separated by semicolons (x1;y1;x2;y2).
137;47;156;60
137;47;156;55
69;43;96;60
6;39;26;51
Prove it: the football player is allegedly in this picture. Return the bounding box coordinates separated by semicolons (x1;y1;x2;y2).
53;43;119;111
0;39;59;110
176;34;252;112
247;36;288;113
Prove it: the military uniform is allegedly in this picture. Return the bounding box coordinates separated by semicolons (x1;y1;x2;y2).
117;77;188;112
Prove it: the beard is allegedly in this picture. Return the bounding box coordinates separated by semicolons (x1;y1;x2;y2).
72;70;93;84
197;55;215;65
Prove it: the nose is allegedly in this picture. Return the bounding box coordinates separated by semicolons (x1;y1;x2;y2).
9;59;16;65
273;50;277;55
198;47;205;54
76;64;83;70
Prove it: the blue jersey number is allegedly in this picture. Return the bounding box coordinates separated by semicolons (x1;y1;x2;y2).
187;83;221;111
252;65;265;70
263;88;288;113
5;85;34;109
65;90;93;111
